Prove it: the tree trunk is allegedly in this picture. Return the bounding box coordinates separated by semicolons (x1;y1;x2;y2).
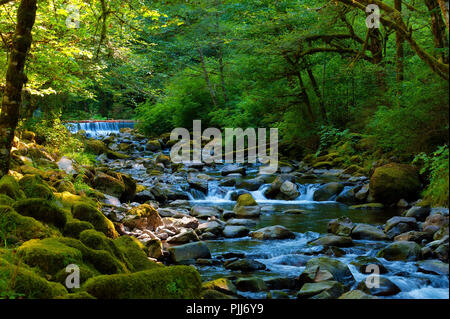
306;65;327;122
295;71;315;123
425;0;449;64
197;47;218;108
437;0;449;29
215;0;228;104
0;0;37;176
394;0;404;82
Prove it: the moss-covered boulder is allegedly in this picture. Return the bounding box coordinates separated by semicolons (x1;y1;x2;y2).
85;139;107;155
377;241;422;261
202;278;237;296
83;266;202;299
19;174;54;200
54;264;98;289
369;163;421;205
0;206;58;244
298;257;355;288
114;236;160;272
0;257;67;298
0;194;14;206
17;238;83;276
297;281;346;299
0;175;25;200
72;203;118;238
93;172;125;198
13;198;67;229
146;140;161;152
119;173;137;202
63;220;95;238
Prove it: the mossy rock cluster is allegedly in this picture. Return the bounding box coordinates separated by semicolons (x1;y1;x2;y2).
19;174;55;200
13;198;68;230
71;203;118;238
0;175;25;200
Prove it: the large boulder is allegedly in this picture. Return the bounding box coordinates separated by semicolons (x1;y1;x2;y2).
93;172;125;198
384;216;418;239
250;225;295;240
279;181;300;200
13;198;67;230
167;229;199;244
223;225;250;238
72;203;118;238
351;224;387;241
235;177;265;191
404;205;431;222
224;259;266;272
297;281;346;299
221;165;246;176
357;277;401;296
235;277;267;292
190;206;221;219
309;235;354;247
377;241;422;261
168;242;211;263
0;175;25;200
328;217;354;236
233;194;261;218
264;175;294;199
313;183;344;202
298;257;355;287
369;163;421;205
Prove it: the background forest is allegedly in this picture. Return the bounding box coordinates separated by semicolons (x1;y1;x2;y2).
1;0;449;206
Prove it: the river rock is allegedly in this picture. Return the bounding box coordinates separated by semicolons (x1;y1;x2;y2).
336;187;358;205
313;182;344;201
417;260;449;276
264;277;299;290
279;181;300;200
221;165;246;176
57;156;75;175
404;205;431;222
250;225;295;240
298;257;355;287
297;281;346;299
351;224;387;241
171;216;199;229
224;259;266;272
357;277;401;296
167;229;200;244
328;217;354;236
134;190;155;203
146;239;163;259
264;175;294;199
223;225;250;238
423;214;449;236
283;209;306;215
190;206;221;219
235;177;265;191
168;241;211;262
369;163;421;205
394;231;432;243
197;220;224;235
146;140;161;152
235;277;267;292
355;184;369;202
93;172;125;197
202;278;237;296
377;241;422;261
309;235;354;247
233;194;261;218
384;216;418;239
226;218;257;227
350;256;388;274
338;290;378;299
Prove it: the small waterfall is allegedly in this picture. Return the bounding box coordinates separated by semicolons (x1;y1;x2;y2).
297;183;321;201
66;121;135;137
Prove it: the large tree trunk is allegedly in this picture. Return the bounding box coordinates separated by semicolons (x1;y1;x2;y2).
305;65;327;122
394;0;404;82
295;71;315;123
0;0;37;176
438;0;449;28
425;0;449;64
197;47;218;108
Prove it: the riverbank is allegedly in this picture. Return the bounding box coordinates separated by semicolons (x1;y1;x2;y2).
0;126;448;299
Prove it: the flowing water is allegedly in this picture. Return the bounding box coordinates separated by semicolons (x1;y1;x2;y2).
72;122;450;299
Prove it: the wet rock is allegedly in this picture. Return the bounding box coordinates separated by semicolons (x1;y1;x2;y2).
417;260;449;276
309;235;354;247
377;241;422;261
250;225;295;240
350;256;388;274
199;232;217;240
328;217;354;237
222;252;246;259
351;224;387;241
167;229;200;244
267;290;290;299
385;216;418;239
369;163;421;205
355;184;369;202
265;277;299;290
168;241;211;262
171;216;199;229
264;175;294;199
187;176;209;193
357;277;400;296
224;259;266;272
93;172;125;197
233;194;261;218
190;206;221;219
146;239;163;259
222;211;236;220
223;226;250;238
235;277;267;292
279;181;300;200
226;218;257;228
283;209;306;215
235;177;265;191
219;177;236;187
57;156;75;175
423;214;449;237
404;205;431;222
297;281;346;299
349;203;384;210
396;199;409;208
298;257;355;287
313;182;344;202
202;278;237;296
338;290;378;299
197;220;224;235
394;231;432;243
221;165;246;176
155;154;170;168
146;140;161;152
336;187;358;205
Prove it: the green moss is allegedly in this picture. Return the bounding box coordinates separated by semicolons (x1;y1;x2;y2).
13;198;67;230
114;236;160;272
54;264;99;289
54;291;96;299
72;203;118;238
79;229;126;263
17;238;83;277
342;165;364;175
58;237;128;275
0;206;58;245
55;192;97;210
0;175;25;200
19;174;54;200
312;161;333;169
349;203;384;210
83;266;202;299
237;193;257;206
0;257;67;299
0;194;14;206
85;139;107;155
63;220;94;238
